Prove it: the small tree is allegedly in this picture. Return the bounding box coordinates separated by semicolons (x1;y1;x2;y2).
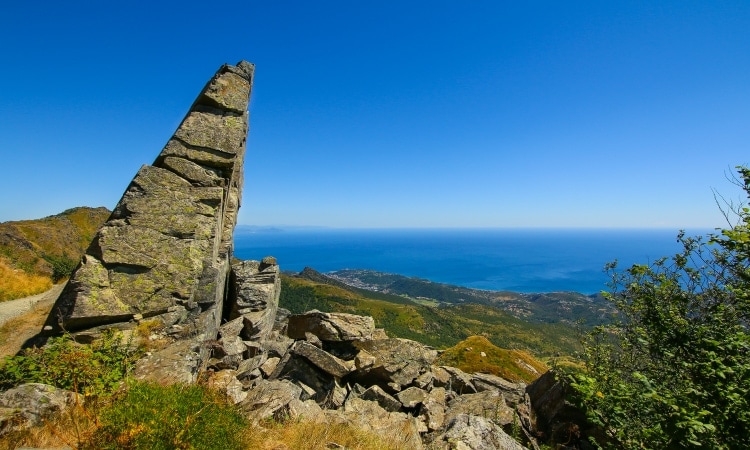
571;167;750;449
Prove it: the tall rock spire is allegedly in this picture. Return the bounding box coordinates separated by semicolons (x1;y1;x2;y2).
45;61;255;335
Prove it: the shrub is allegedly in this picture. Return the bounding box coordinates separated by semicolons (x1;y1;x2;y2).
42;253;78;282
0;330;139;397
570;167;750;449
87;382;248;450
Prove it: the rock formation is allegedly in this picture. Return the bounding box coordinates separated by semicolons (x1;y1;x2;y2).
39;61;269;384
6;60;592;449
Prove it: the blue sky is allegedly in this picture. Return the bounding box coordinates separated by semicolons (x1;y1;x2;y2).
1;1;748;228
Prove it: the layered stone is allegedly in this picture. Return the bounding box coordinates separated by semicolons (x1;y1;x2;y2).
43;61;255;382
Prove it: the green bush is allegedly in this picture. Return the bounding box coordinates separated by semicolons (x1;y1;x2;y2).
570;167;750;449
42;253;78;282
88;381;248;450
0;330;139;397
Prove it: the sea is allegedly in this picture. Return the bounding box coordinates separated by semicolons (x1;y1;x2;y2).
233;227;714;295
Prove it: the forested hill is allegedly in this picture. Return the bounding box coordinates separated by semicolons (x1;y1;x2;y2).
281;270;583;356
325;268;615;326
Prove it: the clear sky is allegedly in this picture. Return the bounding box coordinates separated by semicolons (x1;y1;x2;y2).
1;1;748;228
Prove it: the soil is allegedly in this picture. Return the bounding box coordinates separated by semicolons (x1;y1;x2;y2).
0;284;62;357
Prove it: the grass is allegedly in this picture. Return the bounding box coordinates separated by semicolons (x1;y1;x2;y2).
0;382;416;450
0;257;52;302
436;335;549;383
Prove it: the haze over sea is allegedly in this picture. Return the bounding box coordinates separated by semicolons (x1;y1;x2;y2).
234;228;713;295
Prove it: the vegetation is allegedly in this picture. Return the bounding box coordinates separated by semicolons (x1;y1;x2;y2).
0;257;52;301
88;382;248;450
436;335;548;382
281;273;582;355
0;206;110;300
0;330;140;397
569;167;750;449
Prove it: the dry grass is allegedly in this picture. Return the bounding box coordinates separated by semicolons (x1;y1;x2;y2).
0;398;99;450
0;258;52;302
244;418;415;450
0;401;415;450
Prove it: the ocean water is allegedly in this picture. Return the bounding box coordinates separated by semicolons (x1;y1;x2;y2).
233;228;712;294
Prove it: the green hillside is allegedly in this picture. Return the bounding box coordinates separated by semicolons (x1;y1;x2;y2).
329;268;614;325
435;335;548;383
280;272;582;356
0;207;110;301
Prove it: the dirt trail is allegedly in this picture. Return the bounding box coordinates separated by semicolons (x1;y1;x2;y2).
0;283;64;327
0;284;62;357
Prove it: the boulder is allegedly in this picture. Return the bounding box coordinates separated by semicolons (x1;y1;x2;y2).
353;338;438;387
290;340;354;378
324;397;424;449
472;372;526;406
446;389;515;427
437;413;527;450
240;379;302;423
287;310;375;342
523;370;593;447
360;385;402;412
229;258;280;342
0;383;80;433
396;386;428;408
420;387;447;431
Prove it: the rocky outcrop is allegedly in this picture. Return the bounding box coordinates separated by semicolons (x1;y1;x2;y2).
45;61;253;335
37;61;258;384
208;306;535;449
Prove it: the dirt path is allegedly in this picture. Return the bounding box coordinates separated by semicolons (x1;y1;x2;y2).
0;283;64;327
0;284;63;357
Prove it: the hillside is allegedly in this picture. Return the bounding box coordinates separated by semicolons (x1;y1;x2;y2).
281;270;582;356
328;268;615;325
0;207;110;301
435;335;548;383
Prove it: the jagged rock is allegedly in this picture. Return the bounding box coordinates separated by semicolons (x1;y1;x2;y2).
304;331;323;348
325;397;423;449
438;366;477;395
0;383;80;434
360;385;401;412
259;357;280;378
420;387;447;431
287;310;375;342
286;398;325;423
353;338;438;387
415;370;434;390
229;259;280;342
396;386;428;408
263;330;294;358
241;379;302;423
42;61;255;384
472;372;526;407
206;370;247;404
269;353;336;404
134;339;203;384
273;307;291;332
446;389;515;428
290;340;354;378
436;413;527;450
219;316;245;338
294;380;318;401
237;353;267;379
